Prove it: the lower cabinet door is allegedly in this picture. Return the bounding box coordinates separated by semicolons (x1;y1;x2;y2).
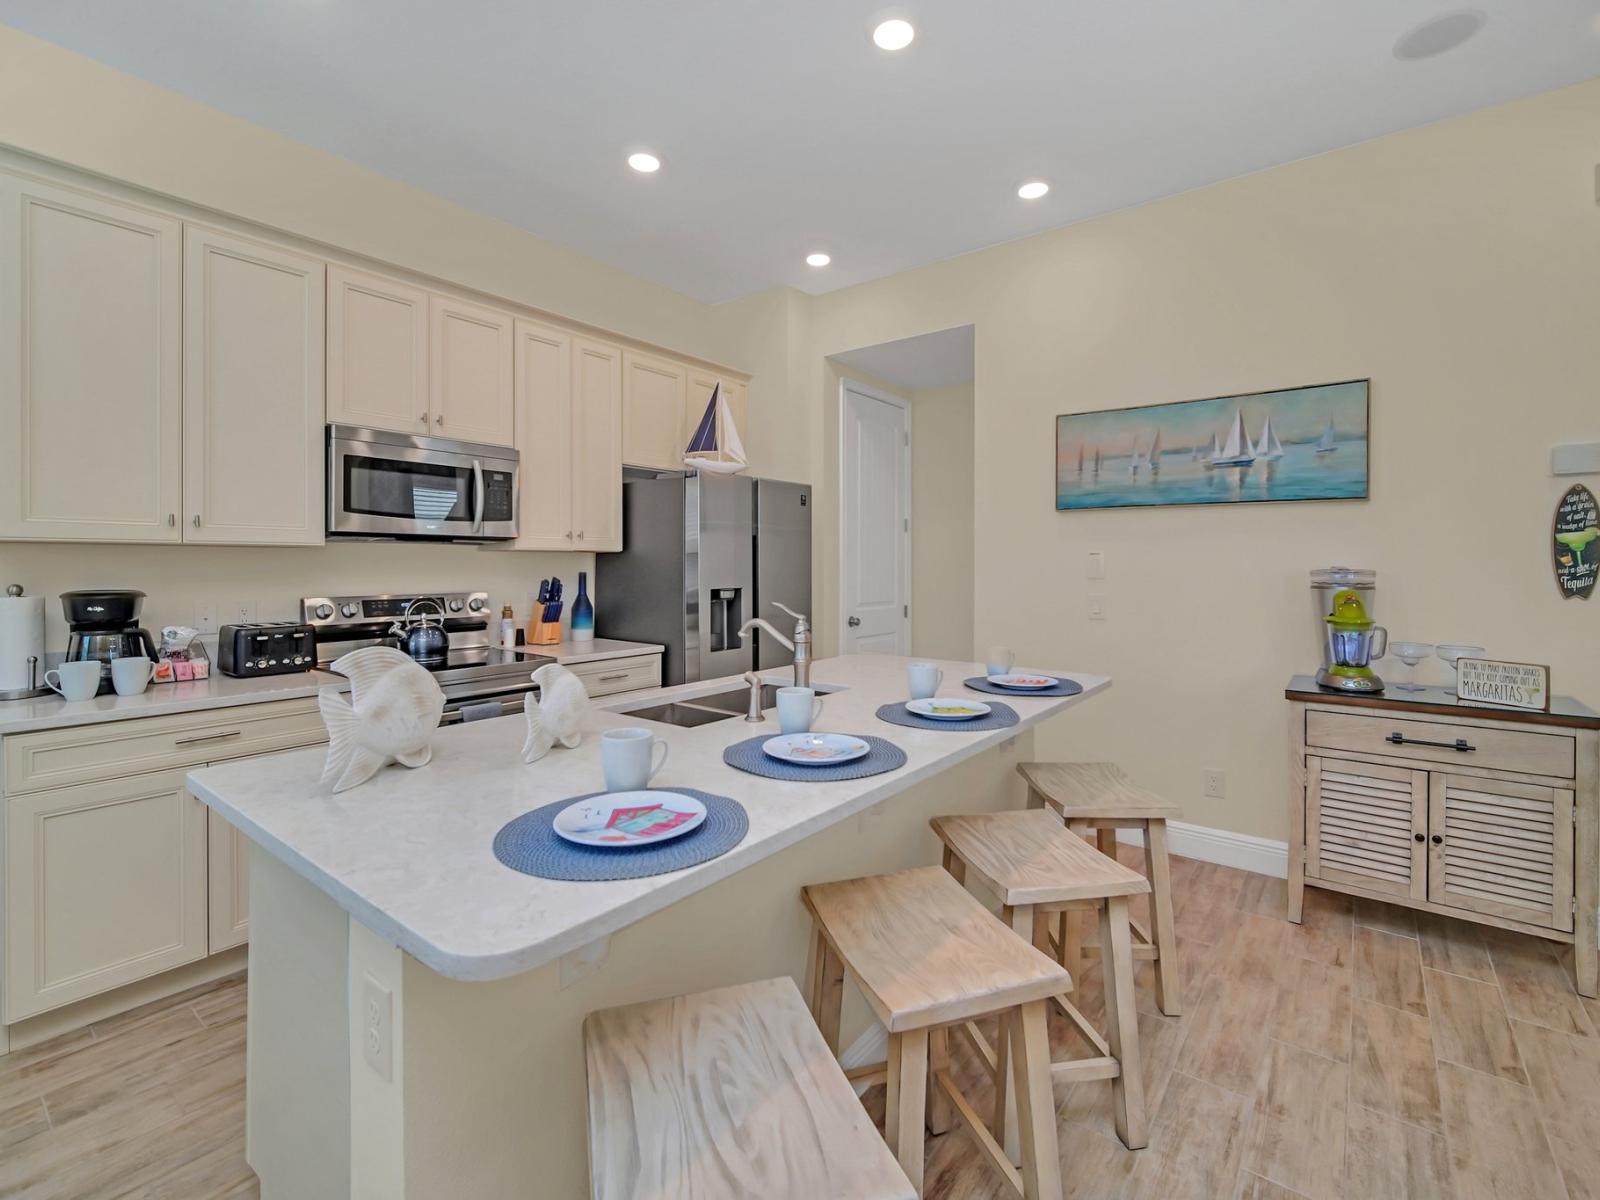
5;769;208;1021
1428;774;1573;931
207;807;250;953
1306;756;1428;901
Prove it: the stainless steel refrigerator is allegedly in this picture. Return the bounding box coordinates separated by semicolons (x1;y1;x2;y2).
595;473;811;686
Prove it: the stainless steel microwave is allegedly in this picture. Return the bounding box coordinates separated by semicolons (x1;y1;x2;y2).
327;425;520;541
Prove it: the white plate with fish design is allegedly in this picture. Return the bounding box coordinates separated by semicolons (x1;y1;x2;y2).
762;732;872;766
553;791;707;848
986;673;1057;690
905;698;992;721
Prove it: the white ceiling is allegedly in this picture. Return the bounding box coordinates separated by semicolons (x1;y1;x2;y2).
4;2;1597;303
833;326;974;392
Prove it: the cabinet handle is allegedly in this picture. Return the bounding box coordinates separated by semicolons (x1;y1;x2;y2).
167;513;176;527
1413;833;1426;843
435;414;444;426
577;531;585;540
419;414;428;425
1431;834;1444;845
566;531;573;540
598;672;629;683
192;514;201;528
174;729;242;747
1386;732;1474;752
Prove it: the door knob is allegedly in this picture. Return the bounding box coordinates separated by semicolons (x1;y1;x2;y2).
848;616;862;627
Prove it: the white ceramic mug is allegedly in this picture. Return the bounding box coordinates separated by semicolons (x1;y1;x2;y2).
601;727;669;792
111;655;154;697
985;646;1015;676
45;660;102;702
776;686;824;734
907;662;943;700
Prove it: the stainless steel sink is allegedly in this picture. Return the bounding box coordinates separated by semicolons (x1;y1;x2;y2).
613;682;839;728
618;701;739;728
690;684;786;715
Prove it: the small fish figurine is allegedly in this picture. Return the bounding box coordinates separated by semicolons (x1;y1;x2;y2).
318;647;446;793
522;662;588;763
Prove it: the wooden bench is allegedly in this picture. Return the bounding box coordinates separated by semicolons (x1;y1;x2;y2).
583;976;916;1200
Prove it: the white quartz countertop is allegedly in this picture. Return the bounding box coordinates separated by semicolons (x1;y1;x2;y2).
0;639;665;736
186;655;1109;982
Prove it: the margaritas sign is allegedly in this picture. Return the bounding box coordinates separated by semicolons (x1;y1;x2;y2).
1456;658;1551;712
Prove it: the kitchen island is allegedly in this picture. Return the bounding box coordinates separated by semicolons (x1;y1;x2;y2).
186;653;1108;1199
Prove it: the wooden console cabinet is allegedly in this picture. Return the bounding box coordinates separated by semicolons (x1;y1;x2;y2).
1286;675;1598;997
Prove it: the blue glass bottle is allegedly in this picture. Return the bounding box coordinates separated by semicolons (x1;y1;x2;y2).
571;571;594;642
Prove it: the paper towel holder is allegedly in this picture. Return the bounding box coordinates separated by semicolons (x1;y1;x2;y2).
0;584;53;702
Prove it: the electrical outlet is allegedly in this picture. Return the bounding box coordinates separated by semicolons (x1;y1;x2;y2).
362;975;392;1081
229;599;257;625
1087;551;1106;580
1087;593;1107;620
1204;769;1227;799
195;601;218;635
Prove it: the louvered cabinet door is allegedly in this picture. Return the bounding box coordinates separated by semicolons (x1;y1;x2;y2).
1306;757;1428;900
1428;775;1574;931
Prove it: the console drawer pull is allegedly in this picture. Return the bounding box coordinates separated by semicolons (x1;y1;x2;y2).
597;672;630;683
1386;732;1475;752
174;729;243;747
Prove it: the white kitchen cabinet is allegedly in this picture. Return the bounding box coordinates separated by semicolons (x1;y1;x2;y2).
327;265;430;435
685;367;748;459
622;349;688;471
4;769;209;1022
207;807;250;953
430;294;514;446
0;172;184;541
572;336;624;551
183;226;326;545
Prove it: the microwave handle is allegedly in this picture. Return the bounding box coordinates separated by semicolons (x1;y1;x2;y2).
472;459;485;536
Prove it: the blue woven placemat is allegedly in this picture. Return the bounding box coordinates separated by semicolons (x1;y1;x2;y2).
723;734;907;782
875;701;1020;732
493;788;748;882
963;676;1084;698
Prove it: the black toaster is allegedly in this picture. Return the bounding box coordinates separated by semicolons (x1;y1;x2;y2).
218;622;317;677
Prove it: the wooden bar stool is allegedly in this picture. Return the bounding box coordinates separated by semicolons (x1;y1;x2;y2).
1018;761;1183;1016
931;810;1151;1152
583;977;917;1199
802;866;1070;1200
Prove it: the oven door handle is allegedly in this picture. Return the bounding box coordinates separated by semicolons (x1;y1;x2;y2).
472;459;485;536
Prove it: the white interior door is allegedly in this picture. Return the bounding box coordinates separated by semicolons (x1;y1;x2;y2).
840;380;910;655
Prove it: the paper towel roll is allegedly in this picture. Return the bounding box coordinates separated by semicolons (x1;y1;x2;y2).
0;589;46;692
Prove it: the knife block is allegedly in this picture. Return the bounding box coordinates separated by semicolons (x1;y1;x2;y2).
526;610;562;646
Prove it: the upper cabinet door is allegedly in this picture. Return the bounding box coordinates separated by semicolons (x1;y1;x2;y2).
327;265;429;435
0;174;183;541
183;227;326;545
572;336;623;552
430;295;514;446
622;349;688;471
511;318;574;551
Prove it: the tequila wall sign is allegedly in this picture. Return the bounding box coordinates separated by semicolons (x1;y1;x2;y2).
1554;483;1598;599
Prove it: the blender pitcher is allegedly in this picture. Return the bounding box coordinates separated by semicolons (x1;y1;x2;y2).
1316;588;1388;693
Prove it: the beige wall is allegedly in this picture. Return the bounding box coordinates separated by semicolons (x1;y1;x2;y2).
801;78;1600;842
910;383;976;660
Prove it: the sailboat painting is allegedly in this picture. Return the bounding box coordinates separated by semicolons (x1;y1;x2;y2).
1055;379;1368;510
683;383;748;475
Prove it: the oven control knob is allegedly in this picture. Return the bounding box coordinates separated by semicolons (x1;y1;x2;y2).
313;603;334;620
447;598;464;613
467;597;487;612
339;603;358;618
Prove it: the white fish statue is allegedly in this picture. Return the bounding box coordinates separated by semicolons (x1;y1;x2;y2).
522;663;588;763
318;647;446;793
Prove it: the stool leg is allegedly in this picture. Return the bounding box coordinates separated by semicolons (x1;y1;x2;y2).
926;1026;952;1136
1143;820;1182;1016
995;904;1036;1167
803;922;825;1017
1100;895;1148;1150
1012;1000;1064;1200
815;940;845;1056
1095;826;1119;862
885;1029;929;1194
941;845;967;886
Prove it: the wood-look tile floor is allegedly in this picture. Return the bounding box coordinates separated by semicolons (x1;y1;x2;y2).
2;852;1595;1199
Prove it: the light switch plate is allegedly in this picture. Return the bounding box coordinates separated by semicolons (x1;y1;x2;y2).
1552;442;1600;476
195;601;218;635
1087;551;1106;580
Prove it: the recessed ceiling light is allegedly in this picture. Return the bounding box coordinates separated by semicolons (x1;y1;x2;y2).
1017;180;1050;200
806;252;832;267
627;152;661;174
1393;9;1486;60
872;19;915;51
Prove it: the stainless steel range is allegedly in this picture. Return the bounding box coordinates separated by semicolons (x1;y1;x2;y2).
300;590;549;724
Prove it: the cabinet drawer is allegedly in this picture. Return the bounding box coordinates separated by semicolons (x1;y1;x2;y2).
1305;709;1574;779
568;655;661;698
4;698;326;795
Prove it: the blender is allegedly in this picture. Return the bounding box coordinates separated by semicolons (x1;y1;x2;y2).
1315;584;1388;693
1310;568;1384;692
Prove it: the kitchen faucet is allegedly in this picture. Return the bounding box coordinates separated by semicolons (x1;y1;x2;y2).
736;603;813;720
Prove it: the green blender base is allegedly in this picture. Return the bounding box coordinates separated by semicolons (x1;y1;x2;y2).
1317;665;1385;693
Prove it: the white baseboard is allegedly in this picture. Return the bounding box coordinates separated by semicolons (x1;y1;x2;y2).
1120;819;1288;879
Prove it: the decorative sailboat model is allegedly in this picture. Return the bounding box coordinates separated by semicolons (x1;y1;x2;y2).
682;383;748;475
1208;408;1255;468
1255;413;1284;461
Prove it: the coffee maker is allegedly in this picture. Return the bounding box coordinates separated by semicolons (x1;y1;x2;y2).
1310;567;1387;692
61;590;158;696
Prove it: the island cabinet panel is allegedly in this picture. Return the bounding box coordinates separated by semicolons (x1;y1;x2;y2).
430;294;514;446
183;227;326;545
326;265;431;435
1306;756;1427;900
207;807;250;953
1428;774;1573;932
0;172;184;541
4;769;209;1021
622;349;687;471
